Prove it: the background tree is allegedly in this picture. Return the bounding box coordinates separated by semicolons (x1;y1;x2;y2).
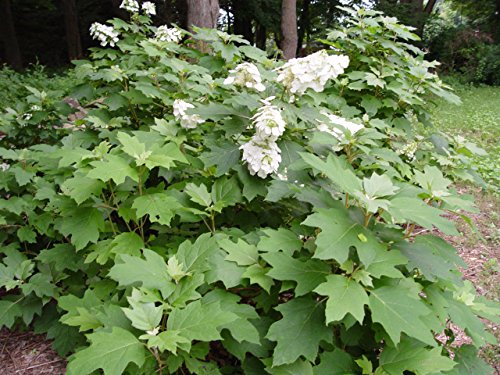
376;0;438;35
281;0;298;59
0;0;23;70
186;0;219;30
61;0;83;61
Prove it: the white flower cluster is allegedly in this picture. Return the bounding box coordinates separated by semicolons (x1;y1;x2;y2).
317;112;364;140
142;1;156;15
241;136;282;179
277;50;349;95
90;23;119;47
241;98;285;178
252;99;286;140
223;62;265;92
0;163;9;172
155;26;182;43
173;99;204;129
398;141;419;160
120;0;139;13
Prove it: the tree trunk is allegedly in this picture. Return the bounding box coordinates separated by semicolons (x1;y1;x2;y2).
280;0;298;60
255;23;267;50
0;0;22;70
424;0;438;14
61;0;83;61
186;0;219;30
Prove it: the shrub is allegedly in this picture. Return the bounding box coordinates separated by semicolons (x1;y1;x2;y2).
0;6;498;375
0;64;79;148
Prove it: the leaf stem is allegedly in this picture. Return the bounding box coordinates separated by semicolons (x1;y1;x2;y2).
364;213;372;227
404;223;416;239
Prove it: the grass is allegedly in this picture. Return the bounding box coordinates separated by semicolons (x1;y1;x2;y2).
432;82;500;370
431;83;500;192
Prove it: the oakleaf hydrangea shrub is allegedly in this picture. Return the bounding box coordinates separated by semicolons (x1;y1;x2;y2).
0;66;79;148
0;4;498;375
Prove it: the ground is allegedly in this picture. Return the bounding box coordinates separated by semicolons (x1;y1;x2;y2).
1;83;499;374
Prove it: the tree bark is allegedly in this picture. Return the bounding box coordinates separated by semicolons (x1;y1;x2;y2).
186;0;219;30
61;0;83;61
0;0;23;70
280;0;298;60
424;0;438;14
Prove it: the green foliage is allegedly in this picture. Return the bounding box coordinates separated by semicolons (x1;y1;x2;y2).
0;7;498;375
0;64;79;148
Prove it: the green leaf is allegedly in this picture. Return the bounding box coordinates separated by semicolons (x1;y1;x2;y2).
63;307;103;331
87;154;139;185
59;290;103;331
257;228;302;256
36;244;81;273
211;175;242;210
413;165;451;196
108;249;174;297
300;153;362;194
61;175;105;205
59;207;105;250
17;226;37;243
201;141;240;176
262;252;330;296
446;295;495;346
313;349;357;375
167;299;238;343
396;235;463;283
145;142;188;170
376;337;455;375
388;197;458;235
242;264;274;293
266;359;314;375
266;297;332;366
0;299;22;328
206;249;245;288
166;255;191;283
132;193;181;226
302;207;382;265
363;173;399;199
217;237;258;267
444;345;493;375
123;289;163;331
203;289;260;344
236;165;268;201
146;330;191;355
117;132;150;161
364;247;407;279
185;182;212;207
314;275;369;324
361;95;382;116
66;327;146;375
369;283;435;346
21;273;57;298
365;72;385;88
176;233;219;273
110;232;144;257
